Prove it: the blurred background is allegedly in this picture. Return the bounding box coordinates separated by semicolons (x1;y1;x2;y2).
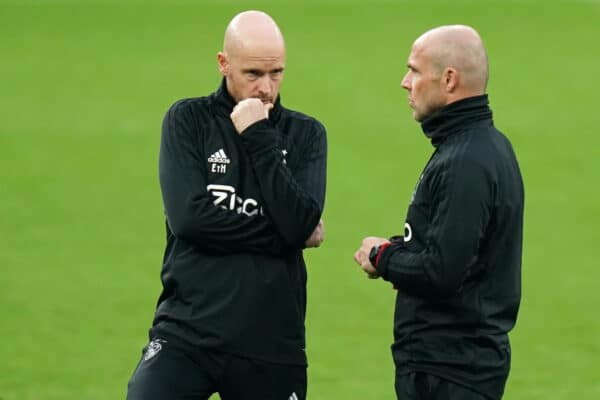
1;0;599;399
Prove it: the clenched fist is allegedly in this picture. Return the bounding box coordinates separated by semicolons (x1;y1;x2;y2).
230;98;274;134
305;219;325;248
354;236;389;279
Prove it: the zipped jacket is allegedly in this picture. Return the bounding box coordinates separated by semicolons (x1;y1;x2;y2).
377;95;524;398
150;80;327;365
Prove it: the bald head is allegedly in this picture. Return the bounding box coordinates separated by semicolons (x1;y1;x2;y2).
223;10;286;60
415;25;489;94
217;11;287;104
401;25;490;121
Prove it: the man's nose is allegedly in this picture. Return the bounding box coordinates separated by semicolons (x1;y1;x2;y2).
401;73;410;90
257;76;271;95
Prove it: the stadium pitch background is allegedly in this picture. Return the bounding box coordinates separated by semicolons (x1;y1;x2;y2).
1;0;598;399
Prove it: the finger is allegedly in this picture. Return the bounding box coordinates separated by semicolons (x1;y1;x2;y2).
353;251;362;265
265;103;273;115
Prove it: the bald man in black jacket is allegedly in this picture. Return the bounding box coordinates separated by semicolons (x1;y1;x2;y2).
354;25;524;400
127;10;326;400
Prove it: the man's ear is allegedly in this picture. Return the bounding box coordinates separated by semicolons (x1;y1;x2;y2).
444;67;459;93
217;52;228;76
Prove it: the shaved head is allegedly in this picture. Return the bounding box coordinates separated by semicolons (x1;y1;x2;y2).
223;11;286;61
218;11;286;104
401;25;490;121
415;25;489;93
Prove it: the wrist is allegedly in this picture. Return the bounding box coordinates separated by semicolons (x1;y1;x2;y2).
368;242;391;269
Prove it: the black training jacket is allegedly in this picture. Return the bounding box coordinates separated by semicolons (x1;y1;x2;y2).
149;79;327;365
376;95;524;399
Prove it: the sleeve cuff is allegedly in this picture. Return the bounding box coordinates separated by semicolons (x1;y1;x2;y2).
374;242;391;269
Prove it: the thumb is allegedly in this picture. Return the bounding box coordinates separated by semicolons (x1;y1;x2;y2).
264;103;274;116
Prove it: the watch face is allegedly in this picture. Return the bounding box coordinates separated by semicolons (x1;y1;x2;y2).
369;245;379;265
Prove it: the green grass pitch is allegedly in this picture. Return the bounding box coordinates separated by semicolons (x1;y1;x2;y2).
1;0;599;399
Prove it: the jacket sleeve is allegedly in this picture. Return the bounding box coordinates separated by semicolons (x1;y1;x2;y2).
239;118;327;248
159;102;289;255
376;156;492;298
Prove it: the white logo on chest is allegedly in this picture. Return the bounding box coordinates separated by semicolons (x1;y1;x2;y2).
207;184;263;217
208;148;230;174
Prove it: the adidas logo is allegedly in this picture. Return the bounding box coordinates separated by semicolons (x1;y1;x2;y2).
209;148;230;174
288;393;299;400
208;148;230;164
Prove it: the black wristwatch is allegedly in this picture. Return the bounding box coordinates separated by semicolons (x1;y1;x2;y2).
369;242;391;268
369;244;382;267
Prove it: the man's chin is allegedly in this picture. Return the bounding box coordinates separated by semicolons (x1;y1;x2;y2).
414;105;443;122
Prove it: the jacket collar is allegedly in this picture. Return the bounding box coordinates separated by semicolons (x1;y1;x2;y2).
420;94;492;147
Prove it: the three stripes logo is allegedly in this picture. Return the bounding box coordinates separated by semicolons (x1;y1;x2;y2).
208;148;230;174
288;393;299;400
208;148;230;164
